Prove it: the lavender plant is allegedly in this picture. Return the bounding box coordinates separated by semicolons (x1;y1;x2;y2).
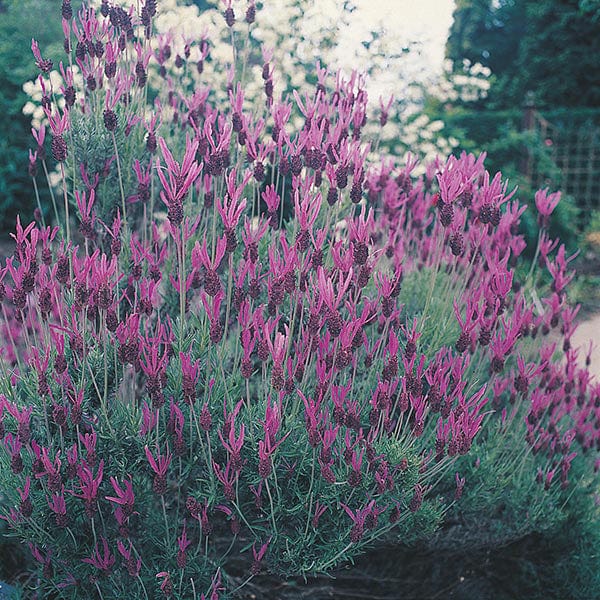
0;1;598;599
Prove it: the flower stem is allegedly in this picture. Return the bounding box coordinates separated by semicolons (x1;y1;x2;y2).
112;131;128;232
59;162;70;245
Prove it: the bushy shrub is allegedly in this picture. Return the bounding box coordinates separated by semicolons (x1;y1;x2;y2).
0;1;598;598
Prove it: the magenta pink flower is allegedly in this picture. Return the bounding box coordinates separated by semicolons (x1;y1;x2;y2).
311;500;328;529
379;94;394;126
251;538;271;575
213;461;237;501
31;124;46;152
219;419;245;471
348;447;364;488
106;476;135;516
75;189;96;236
217;169;251;230
17;476;31;506
257;423;290;481
74;459;104;517
48;491;68;527
156;571;173;596
436;156;465;206
5;402;33;444
201;290;225;344
180;352;201;404
535;188;561;225
262;184;281;221
340;501;374;542
31;39;53;72
455;473;466;500
192;235;227;296
117;540;141;577
176;521;192;569
140;402;159;437
4;434;23;474
45;106;70;137
82;538;115;574
145;444;172;495
157;135;202;225
293;188;321;242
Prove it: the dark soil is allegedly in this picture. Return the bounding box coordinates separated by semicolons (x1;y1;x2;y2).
233;534;565;600
0;533;551;600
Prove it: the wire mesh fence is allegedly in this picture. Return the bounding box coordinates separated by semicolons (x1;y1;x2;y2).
441;104;600;230
531;108;600;222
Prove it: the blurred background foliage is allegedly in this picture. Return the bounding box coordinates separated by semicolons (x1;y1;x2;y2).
0;0;84;231
437;0;600;198
446;0;600;109
425;0;600;309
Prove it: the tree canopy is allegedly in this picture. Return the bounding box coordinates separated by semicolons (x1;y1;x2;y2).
446;0;600;108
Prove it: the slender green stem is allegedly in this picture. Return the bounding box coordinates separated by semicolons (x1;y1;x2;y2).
137;576;150;600
112;131;128;232
31;176;46;228
94;581;106;600
41;160;60;226
161;495;171;548
265;478;278;539
59;162;70;245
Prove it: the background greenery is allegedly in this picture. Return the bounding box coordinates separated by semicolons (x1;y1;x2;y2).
0;1;84;230
424;0;600;307
446;0;600;109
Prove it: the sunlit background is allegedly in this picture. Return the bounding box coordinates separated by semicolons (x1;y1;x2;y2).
337;0;455;73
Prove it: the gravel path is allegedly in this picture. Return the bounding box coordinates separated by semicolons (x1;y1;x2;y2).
573;313;600;379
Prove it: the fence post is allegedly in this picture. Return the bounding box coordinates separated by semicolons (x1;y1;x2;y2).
521;91;536;179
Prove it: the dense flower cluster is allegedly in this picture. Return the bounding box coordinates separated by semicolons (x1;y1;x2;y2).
0;1;598;598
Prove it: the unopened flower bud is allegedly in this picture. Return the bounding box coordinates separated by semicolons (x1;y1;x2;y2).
103;109;117;132
224;7;235;27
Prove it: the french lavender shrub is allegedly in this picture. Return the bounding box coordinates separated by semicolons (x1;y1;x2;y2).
0;1;598;598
